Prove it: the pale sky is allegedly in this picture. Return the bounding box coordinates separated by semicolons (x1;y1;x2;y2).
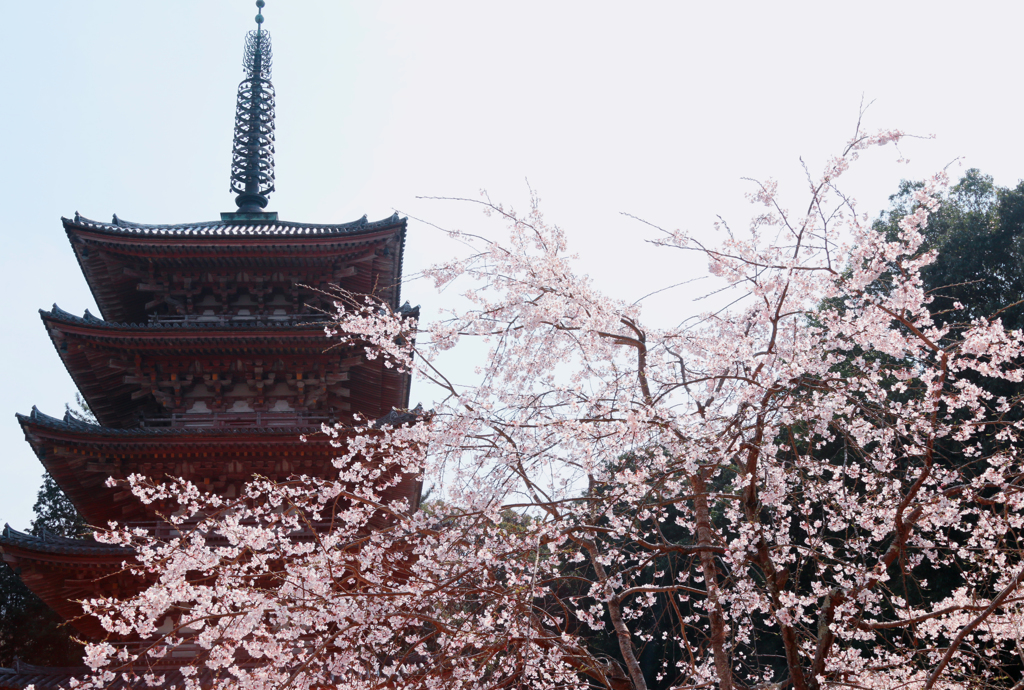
2;1;1023;530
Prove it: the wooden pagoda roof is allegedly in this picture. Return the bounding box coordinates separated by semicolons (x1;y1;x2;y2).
41;305;412;428
16;408;423;527
0;525;134;638
0;659;284;690
64;213;407;323
0;661;88;690
68;211;405;238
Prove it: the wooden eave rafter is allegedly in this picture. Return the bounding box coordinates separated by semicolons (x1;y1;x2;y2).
63;216;406;323
0;662;89;690
41;311;410;428
18;413;345;524
0;534;136;638
16;411;422;536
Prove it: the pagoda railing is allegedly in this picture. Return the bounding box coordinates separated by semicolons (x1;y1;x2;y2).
147;313;330;325
139;410;334;429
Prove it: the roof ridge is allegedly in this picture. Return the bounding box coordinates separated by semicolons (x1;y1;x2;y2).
18;408;335;436
3;660;89;674
63;212;404;236
0;524;129;555
41;306;330;331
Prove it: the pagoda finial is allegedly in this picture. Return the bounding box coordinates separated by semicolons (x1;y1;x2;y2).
230;0;276;213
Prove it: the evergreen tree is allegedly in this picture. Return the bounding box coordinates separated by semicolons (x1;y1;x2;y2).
0;561;83;667
874;168;1024;332
0;474;86;667
29;473;88;539
563;171;1024;689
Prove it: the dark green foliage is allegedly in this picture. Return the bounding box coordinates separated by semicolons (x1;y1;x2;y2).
875;168;1024;332
567;171;1024;689
873;169;1024;468
0;561;83;667
30;473;89;539
0;474;86;667
842;169;1024;680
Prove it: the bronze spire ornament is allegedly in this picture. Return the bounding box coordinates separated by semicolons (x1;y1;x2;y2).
230;0;276;213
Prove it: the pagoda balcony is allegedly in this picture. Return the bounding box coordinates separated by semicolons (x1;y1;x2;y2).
146;312;330;326
138;410;335;429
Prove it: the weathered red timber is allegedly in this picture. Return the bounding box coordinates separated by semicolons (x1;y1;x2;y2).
0;526;133;639
3;210;419;636
2;213;420;688
40;298;411;428
0;5;419;687
64;213;407;325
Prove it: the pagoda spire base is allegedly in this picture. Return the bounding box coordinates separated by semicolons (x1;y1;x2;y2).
221;210;279;221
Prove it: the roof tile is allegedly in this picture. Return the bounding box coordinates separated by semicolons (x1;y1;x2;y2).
66;213;403;238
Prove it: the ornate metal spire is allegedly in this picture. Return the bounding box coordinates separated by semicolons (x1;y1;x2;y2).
230;0;276;213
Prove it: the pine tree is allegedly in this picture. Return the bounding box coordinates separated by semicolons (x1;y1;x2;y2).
29;473;88;539
0;474;86;667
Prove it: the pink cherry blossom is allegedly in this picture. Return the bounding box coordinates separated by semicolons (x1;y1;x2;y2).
71;121;1024;690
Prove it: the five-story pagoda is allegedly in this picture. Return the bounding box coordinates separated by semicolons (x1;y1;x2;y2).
1;4;418;687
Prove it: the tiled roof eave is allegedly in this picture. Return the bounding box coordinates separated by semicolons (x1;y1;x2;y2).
0;662;89;690
0;525;131;557
42;305;336;334
16;408;341;439
0;661;273;690
63;212;406;239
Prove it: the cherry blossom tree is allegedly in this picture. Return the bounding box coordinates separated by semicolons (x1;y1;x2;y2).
75;123;1024;690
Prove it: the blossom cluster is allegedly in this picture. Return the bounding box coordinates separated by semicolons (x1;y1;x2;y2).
70;125;1023;690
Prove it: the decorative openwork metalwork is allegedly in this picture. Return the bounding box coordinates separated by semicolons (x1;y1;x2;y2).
230;2;276;212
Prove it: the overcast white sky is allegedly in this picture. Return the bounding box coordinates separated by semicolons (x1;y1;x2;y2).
2;1;1023;530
